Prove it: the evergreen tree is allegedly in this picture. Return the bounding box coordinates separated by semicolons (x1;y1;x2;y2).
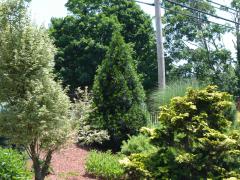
91;31;148;149
0;1;73;180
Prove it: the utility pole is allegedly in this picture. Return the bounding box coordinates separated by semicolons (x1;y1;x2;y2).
155;0;165;89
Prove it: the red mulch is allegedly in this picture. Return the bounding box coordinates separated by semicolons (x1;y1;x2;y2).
46;144;96;180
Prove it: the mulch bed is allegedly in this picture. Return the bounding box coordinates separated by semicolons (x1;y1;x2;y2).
46;144;96;180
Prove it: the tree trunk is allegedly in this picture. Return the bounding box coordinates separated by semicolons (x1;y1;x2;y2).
30;142;53;180
41;150;53;179
32;155;44;180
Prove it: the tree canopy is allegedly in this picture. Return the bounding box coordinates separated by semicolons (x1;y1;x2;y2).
163;0;238;94
50;0;157;93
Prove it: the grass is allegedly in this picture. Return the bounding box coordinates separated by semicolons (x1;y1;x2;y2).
148;79;204;111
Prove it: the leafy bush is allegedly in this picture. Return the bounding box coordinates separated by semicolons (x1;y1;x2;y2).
148;79;203;111
72;87;109;146
121;134;157;156
121;86;240;179
0;148;32;179
90;31;148;149
85;150;125;179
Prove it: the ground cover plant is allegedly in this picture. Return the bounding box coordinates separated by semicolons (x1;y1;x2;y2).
0;147;32;179
121;86;240;179
85;150;125;179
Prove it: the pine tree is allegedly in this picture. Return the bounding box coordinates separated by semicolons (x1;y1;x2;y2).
0;1;73;180
91;31;148;149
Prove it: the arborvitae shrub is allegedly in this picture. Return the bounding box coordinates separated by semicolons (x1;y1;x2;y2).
121;86;240;179
91;31;148;149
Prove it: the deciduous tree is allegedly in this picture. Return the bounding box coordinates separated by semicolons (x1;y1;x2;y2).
50;0;157;93
0;1;73;179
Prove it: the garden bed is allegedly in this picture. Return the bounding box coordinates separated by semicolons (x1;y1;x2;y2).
46;144;96;180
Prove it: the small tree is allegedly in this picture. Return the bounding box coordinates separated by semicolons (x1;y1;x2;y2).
0;1;73;180
91;31;148;149
121;86;240;179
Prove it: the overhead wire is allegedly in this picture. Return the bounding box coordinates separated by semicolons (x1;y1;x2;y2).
164;0;239;25
162;6;235;30
205;0;238;13
135;0;238;13
134;0;236;30
191;0;236;16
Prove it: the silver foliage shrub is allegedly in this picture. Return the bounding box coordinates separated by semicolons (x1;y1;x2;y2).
72;87;109;146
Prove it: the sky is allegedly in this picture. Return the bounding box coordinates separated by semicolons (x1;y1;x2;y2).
30;0;232;25
30;0;236;53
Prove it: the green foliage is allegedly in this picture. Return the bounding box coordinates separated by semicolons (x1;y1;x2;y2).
0;1;73;179
121;86;240;179
163;0;238;95
72;87;109;146
0;148;32;179
121;134;157;156
85;150;125;179
50;0;157;92
91;31;148;149
148;79;203;111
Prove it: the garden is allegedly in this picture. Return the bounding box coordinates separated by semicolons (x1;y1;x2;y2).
1;0;240;180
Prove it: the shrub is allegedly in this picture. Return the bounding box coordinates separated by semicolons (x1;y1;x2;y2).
85;150;125;179
0;148;32;179
72;87;109;146
90;31;148;149
121;134;157;156
121;86;240;179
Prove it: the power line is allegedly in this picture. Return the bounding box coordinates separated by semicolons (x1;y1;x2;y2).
164;0;239;25
206;0;238;13
135;0;237;13
134;0;235;30
192;0;236;16
162;5;235;30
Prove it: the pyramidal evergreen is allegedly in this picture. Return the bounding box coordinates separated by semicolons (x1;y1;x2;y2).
91;31;148;148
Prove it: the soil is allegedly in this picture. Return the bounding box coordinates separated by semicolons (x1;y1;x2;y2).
46;144;96;180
